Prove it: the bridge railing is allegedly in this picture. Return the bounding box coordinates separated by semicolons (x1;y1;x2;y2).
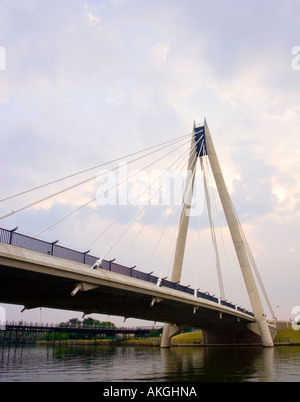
0;227;99;265
0;227;254;318
4;321;162;333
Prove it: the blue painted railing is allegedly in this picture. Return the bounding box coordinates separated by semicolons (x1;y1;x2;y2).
0;227;254;317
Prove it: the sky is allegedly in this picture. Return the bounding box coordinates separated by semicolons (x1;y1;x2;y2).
0;0;300;327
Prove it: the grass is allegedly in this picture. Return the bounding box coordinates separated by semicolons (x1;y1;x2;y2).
171;331;202;344
171;327;300;345
274;327;300;344
38;327;300;347
172;327;300;345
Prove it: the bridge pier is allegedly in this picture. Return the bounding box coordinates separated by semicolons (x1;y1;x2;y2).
160;324;181;348
160;125;197;348
201;322;277;346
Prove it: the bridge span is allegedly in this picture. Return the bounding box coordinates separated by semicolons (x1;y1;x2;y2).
0;237;275;346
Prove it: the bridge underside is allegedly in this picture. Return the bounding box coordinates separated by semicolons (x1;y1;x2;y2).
0;245;275;345
0;265;267;345
0;264;246;329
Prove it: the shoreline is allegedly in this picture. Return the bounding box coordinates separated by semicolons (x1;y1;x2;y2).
36;339;300;347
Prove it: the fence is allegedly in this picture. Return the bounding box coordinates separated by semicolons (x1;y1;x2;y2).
0;227;254;318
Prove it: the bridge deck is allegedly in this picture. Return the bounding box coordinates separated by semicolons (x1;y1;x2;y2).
0;227;253;318
0;240;254;330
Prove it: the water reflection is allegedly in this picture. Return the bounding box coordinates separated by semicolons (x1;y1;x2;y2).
1;343;300;382
161;346;274;382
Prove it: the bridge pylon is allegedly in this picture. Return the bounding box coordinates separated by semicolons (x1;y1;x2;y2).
160;124;198;348
161;120;274;348
204;120;273;347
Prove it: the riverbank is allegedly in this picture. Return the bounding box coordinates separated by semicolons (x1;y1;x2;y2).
36;327;300;347
273;326;300;345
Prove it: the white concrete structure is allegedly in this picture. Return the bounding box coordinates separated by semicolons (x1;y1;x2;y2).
161;121;274;348
204;121;273;347
0;243;257;332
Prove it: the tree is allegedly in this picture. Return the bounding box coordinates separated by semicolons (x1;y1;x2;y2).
68;318;81;328
82;317;101;327
99;321;115;328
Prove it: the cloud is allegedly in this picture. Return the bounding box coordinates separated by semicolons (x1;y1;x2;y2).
229;142;278;219
1;0;300;321
148;42;170;70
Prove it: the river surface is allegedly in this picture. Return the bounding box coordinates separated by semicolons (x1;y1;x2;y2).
0;344;299;382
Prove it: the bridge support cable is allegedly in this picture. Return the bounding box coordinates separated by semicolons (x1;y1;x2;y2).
230;202;276;321
156;140;206;286
193;168;203;297
0;133;192;204
22;136;192;243
92;134;204;269
91;136;197;268
119;138;198;268
86;133;199;255
202;144;237;308
0;134;192;221
151;142;203;282
200;154;226;302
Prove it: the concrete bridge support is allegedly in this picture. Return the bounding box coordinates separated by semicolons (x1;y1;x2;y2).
160;128;198;348
201;322;277;346
161;121;274;348
160;324;181;348
204;121;274;347
201;327;262;345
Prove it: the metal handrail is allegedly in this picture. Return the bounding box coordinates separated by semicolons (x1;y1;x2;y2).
0;227;254;318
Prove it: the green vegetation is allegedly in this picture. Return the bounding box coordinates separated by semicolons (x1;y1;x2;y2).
58;317;115;329
44;317;116;341
0;330;45;345
2;318;299;346
121;330;202;346
0;317;117;345
172;331;202;344
41;319;163;345
274;327;300;344
171;327;300;345
171;328;300;345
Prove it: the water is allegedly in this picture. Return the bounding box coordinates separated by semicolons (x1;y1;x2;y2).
0;344;300;382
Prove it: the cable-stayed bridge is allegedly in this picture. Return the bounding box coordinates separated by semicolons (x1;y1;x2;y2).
0;121;277;347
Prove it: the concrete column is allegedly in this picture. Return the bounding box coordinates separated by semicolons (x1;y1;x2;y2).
171;128;198;283
204;121;273;347
160;323;181;348
161;128;198;348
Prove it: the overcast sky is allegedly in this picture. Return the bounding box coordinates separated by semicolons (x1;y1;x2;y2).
0;0;299;326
